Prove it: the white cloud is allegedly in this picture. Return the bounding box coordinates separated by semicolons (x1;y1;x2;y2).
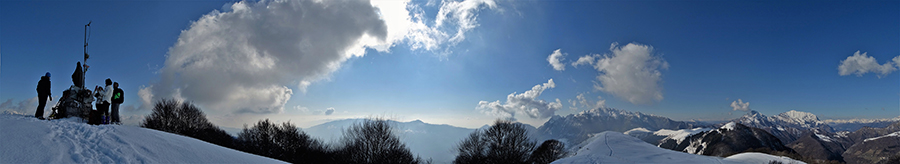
730;99;750;112
1;97;37;115
119;114;146;126
837;51;899;78
567;93;605;111
477;79;561;119
574;43;668;105
147;0;499;115
572;54;598;68
152;0;387;114
325;107;335;115
293;105;310;113
547;49;567;71
138;85;154;110
894;56;900;68
1;96;58;117
434;0;498;44
293;105;338;115
406;0;497;53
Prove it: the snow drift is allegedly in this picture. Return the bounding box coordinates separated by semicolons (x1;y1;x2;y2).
0;112;284;163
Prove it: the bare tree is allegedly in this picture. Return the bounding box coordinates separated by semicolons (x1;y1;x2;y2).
236;119;327;163
141;99;233;148
528;139;567;164
141;99;180;132
455;119;536;164
455;131;488;163
337;118;420;164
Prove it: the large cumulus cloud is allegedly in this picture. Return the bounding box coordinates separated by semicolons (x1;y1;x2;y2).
148;0;388;114
143;0;500;115
477;79;562;119
572;43;669;105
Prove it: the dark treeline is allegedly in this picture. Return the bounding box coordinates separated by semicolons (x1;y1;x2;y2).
454;120;567;164
141;99;566;164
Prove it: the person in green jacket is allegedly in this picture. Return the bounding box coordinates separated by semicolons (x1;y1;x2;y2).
111;82;124;124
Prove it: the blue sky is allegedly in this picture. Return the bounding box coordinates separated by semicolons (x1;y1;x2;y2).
2;0;898;129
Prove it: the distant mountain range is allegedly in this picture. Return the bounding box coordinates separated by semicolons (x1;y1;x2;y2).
729;110;900;164
620;110;900;164
299;108;897;164
824;117;900;132
537;107;708;147
657;122;794;157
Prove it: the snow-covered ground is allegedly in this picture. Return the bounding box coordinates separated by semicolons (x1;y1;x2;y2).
0;112;285;163
725;152;807;164
552;131;806;164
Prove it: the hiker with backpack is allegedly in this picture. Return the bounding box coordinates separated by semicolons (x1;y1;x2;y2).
111;82;124;124
35;72;52;119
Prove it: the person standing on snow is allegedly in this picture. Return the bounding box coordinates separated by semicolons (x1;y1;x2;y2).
111;82;124;124
95;79;113;116
35;72;52;119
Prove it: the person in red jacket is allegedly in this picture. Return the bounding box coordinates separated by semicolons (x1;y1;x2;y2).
35;72;52;119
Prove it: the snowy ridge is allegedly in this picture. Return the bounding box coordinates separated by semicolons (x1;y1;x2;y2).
863;131;900;142
725;152;807;164
722;122;737;131
0;113;285;163
552;131;805;164
732;110;836;144
653;127;711;144
814;133;834;142
624;127;651;134
680;123;736;154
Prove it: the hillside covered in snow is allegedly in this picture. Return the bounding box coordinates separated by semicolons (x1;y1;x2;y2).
0;112;284;163
551;131;806;164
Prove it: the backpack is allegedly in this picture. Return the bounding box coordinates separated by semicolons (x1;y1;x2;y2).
112;89;124;104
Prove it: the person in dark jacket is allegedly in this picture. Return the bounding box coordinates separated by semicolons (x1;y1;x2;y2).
72;62;83;88
35;72;52;119
111;82;124;124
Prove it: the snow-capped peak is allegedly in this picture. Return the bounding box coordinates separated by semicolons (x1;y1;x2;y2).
578;107;631;117
741;110;768;120
776;110;820;122
771;110;827;129
721;122;737;131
